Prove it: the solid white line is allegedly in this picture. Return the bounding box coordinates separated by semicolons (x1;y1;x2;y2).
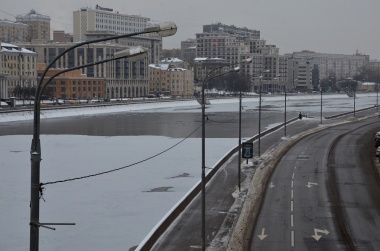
291;231;295;247
291;200;293;212
291;214;294;227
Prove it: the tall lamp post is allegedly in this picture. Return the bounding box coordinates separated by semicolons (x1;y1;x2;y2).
29;22;176;251
320;83;323;124
201;58;251;251
258;70;270;157
237;58;252;191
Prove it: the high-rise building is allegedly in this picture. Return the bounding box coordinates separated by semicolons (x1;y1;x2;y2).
16;10;51;41
196;23;286;92
73;5;151;42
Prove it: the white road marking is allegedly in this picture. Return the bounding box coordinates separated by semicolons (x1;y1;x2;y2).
258;228;268;240
291;200;293;212
306;182;318;188
291;230;295;247
291;214;294;227
311;228;329;241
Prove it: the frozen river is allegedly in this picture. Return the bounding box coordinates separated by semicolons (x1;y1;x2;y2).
0;93;378;250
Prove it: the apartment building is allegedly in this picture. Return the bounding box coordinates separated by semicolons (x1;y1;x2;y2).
16;10;51;41
287;50;368;85
0;42;37;99
73;5;151;42
0;19;29;43
149;64;194;97
196;23;287;92
286;56;319;91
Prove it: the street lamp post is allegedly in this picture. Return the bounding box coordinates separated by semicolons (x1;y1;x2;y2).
237;58;252;191
201;58;251;250
284;83;287;137
377;82;379;114
29;22;176;251
320;84;323;124
258;70;269;157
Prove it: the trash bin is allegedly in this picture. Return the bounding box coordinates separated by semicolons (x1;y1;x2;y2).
10;97;16;108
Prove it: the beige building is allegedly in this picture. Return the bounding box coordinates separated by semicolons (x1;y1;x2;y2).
0;19;29;43
16;10;50;41
0;42;37;99
73;5;150;42
149;64;194;97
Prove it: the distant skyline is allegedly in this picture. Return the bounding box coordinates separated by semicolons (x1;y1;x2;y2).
1;0;379;60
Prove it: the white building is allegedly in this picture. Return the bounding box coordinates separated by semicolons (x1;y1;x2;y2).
73;5;151;42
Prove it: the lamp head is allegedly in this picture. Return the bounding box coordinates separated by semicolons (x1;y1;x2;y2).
114;46;148;61
243;57;253;64
144;21;177;37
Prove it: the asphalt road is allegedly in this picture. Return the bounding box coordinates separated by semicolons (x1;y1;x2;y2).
250;116;380;251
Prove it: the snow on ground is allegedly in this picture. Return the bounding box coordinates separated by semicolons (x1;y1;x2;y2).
0;93;378;250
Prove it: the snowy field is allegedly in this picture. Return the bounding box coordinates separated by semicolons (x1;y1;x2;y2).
0;93;378;250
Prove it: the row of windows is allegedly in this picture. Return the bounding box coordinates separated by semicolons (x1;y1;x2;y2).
55;86;102;92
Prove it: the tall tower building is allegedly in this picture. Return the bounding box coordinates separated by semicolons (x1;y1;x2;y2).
16;10;51;41
73;5;151;42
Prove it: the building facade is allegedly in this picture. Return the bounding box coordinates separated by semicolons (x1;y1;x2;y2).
181;38;196;62
0;42;37;99
17;24;162;99
53;30;73;43
149;64;194;97
286;50;369;91
37;63;106;100
196;23;287;92
16;10;51;41
73;5;151;42
0;19;30;43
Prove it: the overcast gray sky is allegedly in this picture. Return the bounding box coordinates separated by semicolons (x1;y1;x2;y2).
1;0;379;60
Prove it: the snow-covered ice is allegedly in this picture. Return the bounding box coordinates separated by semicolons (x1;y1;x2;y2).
0;93;378;250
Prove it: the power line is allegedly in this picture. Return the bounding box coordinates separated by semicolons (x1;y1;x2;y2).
41;124;202;188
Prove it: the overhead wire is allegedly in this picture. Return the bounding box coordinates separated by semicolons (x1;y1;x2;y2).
41;124;202;188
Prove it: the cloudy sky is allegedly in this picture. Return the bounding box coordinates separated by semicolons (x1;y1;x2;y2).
1;0;379;60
